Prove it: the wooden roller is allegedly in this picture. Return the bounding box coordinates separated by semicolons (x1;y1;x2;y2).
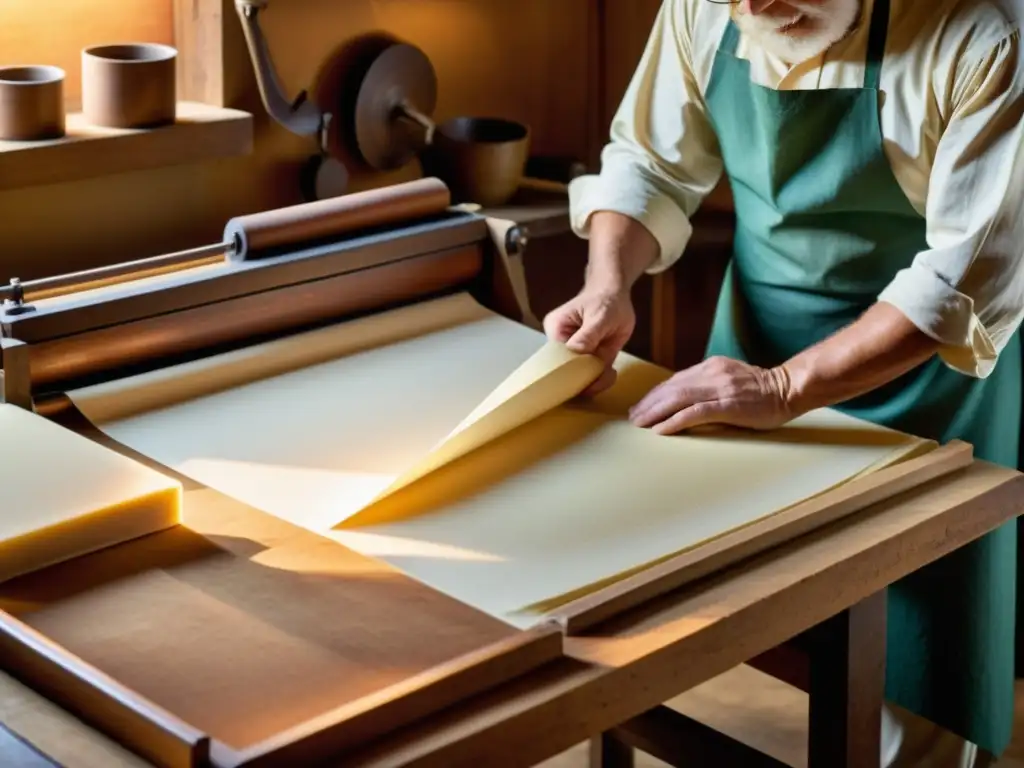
223;176;452;261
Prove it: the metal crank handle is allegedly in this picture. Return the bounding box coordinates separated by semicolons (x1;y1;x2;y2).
234;0;323;138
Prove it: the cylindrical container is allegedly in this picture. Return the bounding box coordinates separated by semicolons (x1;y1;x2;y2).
82;43;177;129
0;66;65;141
424;117;530;207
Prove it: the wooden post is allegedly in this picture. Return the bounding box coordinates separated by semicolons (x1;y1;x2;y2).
588;589;889;768
589;732;634;768
807;589;888;768
173;0;251;109
649;271;678;369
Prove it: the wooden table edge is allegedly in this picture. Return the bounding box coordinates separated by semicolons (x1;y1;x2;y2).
2;462;1021;768
337;461;1023;767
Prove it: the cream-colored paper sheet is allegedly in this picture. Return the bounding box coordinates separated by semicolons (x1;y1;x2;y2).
70;295;598;529
0;404;181;583
367;340;605;511
68;293;928;626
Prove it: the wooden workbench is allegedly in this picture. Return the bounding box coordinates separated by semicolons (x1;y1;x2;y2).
1;457;1019;768
0;179;1008;768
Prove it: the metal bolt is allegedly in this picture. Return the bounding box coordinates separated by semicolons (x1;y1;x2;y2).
8;278;23;306
505;226;529;256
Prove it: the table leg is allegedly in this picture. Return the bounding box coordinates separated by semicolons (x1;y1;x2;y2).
807;589;887;768
589;732;634;768
591;589;886;768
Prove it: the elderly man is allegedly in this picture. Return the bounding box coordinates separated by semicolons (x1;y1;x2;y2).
544;0;1024;764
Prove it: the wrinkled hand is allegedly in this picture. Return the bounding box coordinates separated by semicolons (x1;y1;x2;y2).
543;288;636;395
629;356;793;435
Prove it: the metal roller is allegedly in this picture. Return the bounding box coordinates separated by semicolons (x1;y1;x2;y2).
1;178;452;313
223;177;450;262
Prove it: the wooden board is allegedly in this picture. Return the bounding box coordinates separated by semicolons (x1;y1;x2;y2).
0;404;182;583
0;484;563;768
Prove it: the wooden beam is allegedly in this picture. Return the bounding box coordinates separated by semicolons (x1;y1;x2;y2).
610;705;789;768
748;641;811;693
173;0;251;109
173;0;227;105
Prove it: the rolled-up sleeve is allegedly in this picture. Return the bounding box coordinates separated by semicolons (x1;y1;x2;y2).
568;0;724;274
877;31;1024;378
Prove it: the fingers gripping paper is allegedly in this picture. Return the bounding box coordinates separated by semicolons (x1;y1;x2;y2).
371;342;605;510
69;295;605;529
68;293;929;626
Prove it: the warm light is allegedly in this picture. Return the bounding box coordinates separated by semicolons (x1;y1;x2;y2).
329;530;503;563
176;457;394;532
0;0;173;104
175;456;505;568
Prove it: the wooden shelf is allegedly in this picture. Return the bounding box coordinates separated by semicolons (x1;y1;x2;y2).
0;101;253;191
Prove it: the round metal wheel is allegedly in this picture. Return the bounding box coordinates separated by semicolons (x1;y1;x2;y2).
352;42;438;170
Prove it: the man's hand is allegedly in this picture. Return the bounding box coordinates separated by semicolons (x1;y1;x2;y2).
629;356;792;434
544;210;659;394
543;288;636;395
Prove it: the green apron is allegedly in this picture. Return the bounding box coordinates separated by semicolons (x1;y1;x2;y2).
702;0;1021;754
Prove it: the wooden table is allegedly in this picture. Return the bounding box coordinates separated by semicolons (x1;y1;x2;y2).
1;459;1019;768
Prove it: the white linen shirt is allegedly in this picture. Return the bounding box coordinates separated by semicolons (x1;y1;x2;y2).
569;0;1024;377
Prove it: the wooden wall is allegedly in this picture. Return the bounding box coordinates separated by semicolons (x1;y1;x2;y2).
602;1;663;129
2;0;734;369
0;0;611;280
0;0;175;107
599;0;734;213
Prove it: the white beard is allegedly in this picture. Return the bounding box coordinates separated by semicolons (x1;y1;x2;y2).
734;0;862;64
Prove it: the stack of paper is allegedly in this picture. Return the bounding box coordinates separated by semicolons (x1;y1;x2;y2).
67;292;931;626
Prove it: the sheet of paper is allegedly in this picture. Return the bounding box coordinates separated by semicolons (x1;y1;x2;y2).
0;404;181;583
356;340;605;522
70;294;555;531
331;398;928;624
68;292;929;625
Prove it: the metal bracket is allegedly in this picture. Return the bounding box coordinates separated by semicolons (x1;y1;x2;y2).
1;338;32;410
0;241;231;307
504;225;529;257
1;278;36;317
234;0;326;139
485;219;539;329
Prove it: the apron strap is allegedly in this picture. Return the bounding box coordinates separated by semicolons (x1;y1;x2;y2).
720;17;741;57
864;0;891;90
